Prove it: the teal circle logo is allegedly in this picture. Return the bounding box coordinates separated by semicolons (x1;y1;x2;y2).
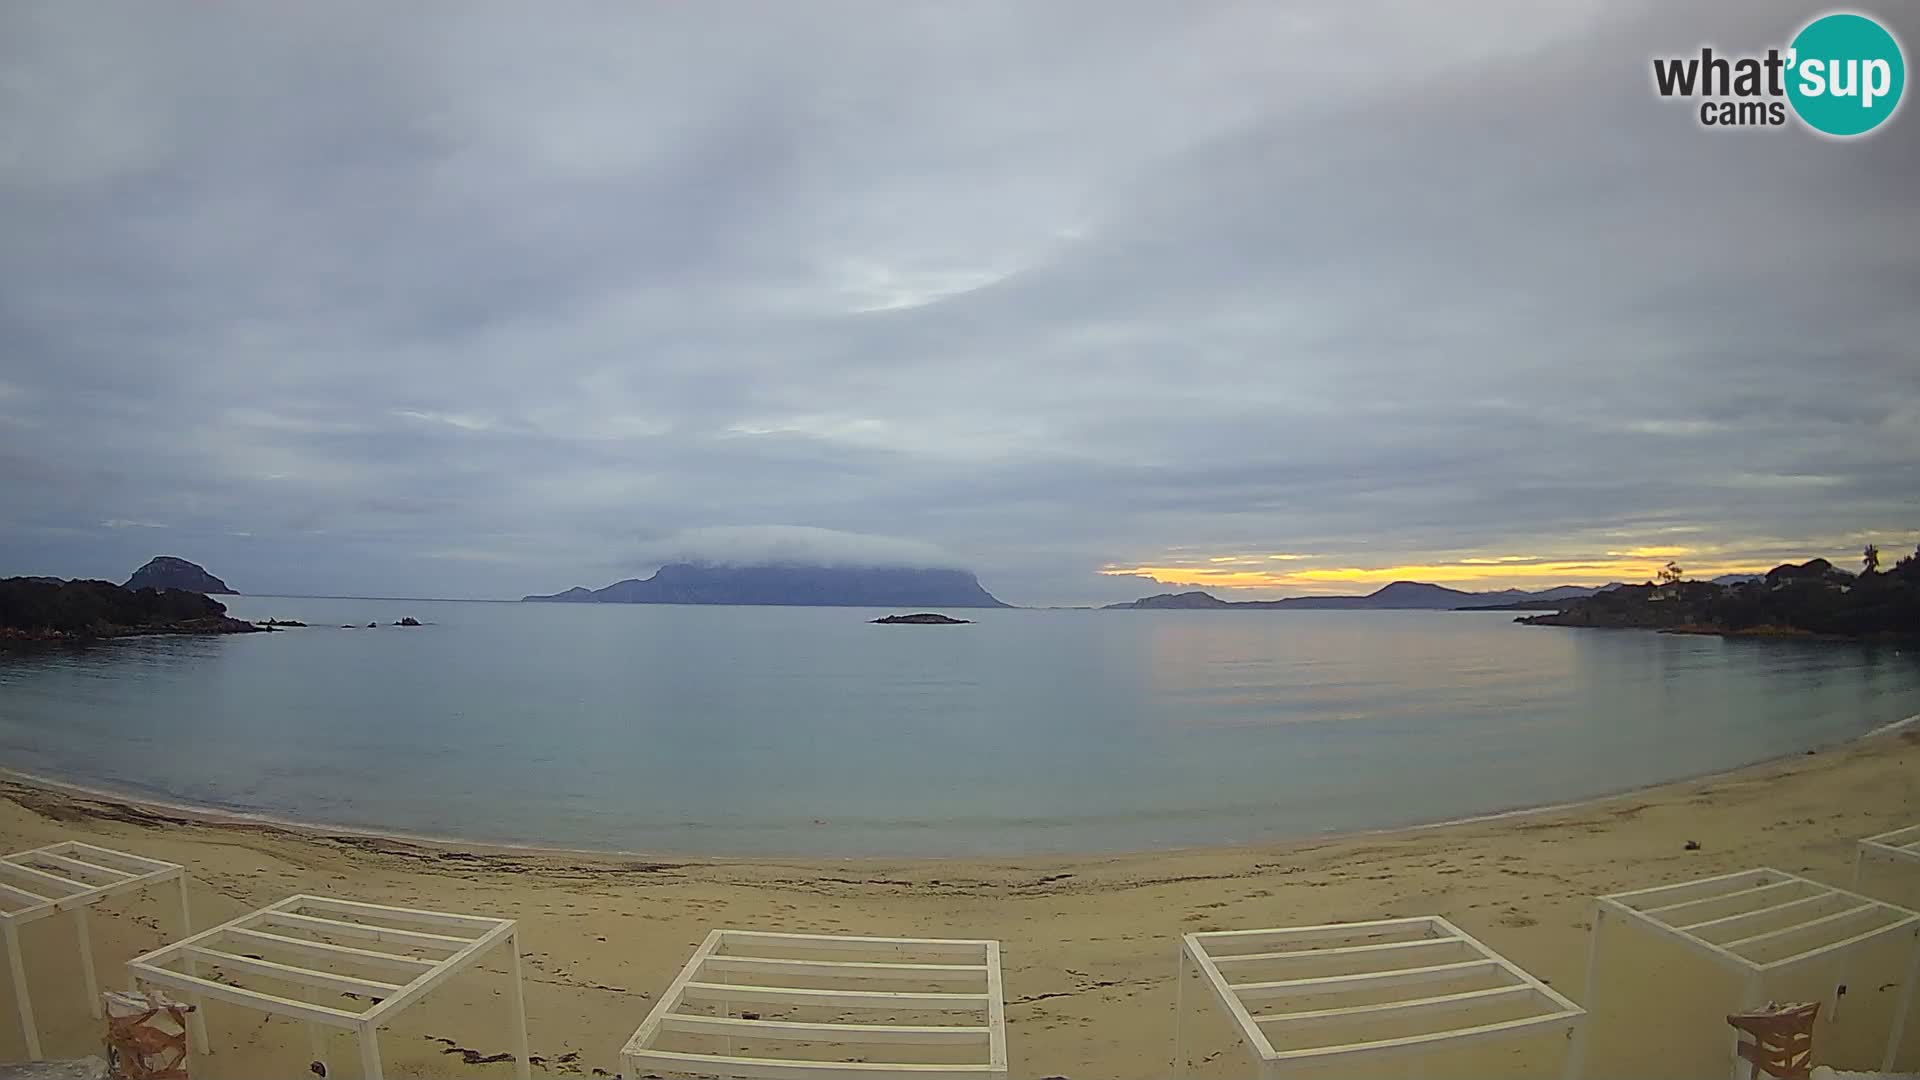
1787;12;1905;136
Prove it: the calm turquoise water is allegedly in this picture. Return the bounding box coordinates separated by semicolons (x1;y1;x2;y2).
1;599;1915;856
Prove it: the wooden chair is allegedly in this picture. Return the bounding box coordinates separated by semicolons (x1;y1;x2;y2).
104;990;195;1080
1728;1001;1820;1080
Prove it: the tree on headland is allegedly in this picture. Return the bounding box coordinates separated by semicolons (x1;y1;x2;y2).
1525;538;1918;636
1863;543;1880;574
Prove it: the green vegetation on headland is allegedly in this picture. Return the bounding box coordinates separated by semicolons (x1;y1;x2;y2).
1520;548;1920;638
1;577;260;643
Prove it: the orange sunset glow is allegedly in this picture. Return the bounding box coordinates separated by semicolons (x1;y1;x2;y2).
1097;547;1791;594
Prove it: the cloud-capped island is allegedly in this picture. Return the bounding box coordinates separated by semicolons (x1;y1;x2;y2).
523;562;1009;608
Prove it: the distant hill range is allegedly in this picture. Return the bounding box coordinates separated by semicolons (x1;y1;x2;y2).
523;562;1010;608
125;556;235;595
1105;580;1613;611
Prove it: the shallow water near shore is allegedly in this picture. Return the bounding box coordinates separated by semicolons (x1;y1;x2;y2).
1;599;1916;856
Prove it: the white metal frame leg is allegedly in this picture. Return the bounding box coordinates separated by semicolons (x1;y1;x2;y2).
73;906;101;1019
4;921;40;1061
358;1022;383;1080
723;994;738;1076
172;876;210;1057
506;932;531;1080
1830;946;1852;1024
1565;905;1604;1080
1843;840;1871;1023
173;874;192;933
1729;972;1765;1080
1561;1024;1585;1080
1885;929;1920;1072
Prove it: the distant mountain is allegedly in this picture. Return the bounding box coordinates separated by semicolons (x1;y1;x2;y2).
1485;583;1625;603
1105;580;1613;611
124;556;235;595
523;562;1010;608
1110;591;1233;610
1454;583;1634;612
1711;573;1762;586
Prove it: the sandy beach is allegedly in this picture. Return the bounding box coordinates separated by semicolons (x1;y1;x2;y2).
0;725;1916;1079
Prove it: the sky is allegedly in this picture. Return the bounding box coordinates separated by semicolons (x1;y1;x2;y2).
1;2;1916;606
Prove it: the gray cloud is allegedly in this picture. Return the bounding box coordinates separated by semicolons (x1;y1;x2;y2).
2;1;1916;603
636;526;957;570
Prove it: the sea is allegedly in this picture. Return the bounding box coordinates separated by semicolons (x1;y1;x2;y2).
1;598;1915;857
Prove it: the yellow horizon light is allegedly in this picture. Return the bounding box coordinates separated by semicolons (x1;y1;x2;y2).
1100;556;1774;591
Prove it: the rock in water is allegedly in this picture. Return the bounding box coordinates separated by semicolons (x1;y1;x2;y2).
124;556;236;594
871;612;971;624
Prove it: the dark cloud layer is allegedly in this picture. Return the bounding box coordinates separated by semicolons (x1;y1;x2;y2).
2;2;1916;603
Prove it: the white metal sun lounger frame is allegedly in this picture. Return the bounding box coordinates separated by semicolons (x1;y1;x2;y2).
1581;866;1920;1080
621;928;1008;1079
125;893;529;1080
0;841;187;1060
1176;915;1585;1079
1857;823;1920;892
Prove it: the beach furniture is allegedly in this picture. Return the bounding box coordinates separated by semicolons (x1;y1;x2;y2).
1175;916;1585;1079
0;842;187;1061
621;928;1008;1078
125;894;529;1080
1856;825;1920;894
103;988;194;1079
1728;1001;1820;1080
1583;868;1920;1080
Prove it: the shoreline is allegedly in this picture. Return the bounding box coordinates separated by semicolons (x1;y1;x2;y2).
2;718;1916;1075
5;710;1915;868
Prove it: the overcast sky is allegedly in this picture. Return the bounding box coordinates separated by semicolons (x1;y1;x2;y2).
2;2;1916;605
